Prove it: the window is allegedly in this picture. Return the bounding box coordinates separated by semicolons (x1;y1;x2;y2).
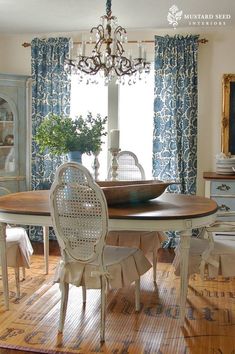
70;66;154;180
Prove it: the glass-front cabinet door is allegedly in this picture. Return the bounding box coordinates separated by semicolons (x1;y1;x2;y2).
0;98;15;174
0;73;31;193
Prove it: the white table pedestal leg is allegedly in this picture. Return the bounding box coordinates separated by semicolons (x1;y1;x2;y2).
0;222;9;309
179;229;191;326
43;226;49;275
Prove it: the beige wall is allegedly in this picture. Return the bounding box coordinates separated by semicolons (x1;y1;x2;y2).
0;27;235;195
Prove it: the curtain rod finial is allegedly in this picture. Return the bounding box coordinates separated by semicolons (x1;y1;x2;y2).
199;38;208;44
22;42;31;48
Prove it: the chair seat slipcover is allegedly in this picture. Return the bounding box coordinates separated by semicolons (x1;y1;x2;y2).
54;245;151;289
173;237;235;278
6;227;33;268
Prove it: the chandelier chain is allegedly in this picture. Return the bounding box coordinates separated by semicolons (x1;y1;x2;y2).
106;0;112;15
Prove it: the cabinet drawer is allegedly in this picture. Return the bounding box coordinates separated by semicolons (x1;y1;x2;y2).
211;181;235;195
211;196;235;213
215;214;235;222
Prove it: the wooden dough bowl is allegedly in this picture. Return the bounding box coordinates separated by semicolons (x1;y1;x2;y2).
97;180;175;205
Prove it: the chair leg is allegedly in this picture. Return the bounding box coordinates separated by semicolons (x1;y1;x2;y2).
82;285;86;303
14;267;20;299
22;267;26;280
100;276;107;342
135;278;140;312
43;226;49;275
58;282;69;333
152;249;157;283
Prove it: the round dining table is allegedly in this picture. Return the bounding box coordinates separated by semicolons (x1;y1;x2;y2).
0;190;218;325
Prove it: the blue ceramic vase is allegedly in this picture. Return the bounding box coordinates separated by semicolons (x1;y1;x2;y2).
67;151;82;164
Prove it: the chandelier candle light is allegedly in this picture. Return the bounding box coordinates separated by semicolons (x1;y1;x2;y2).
64;0;151;85
109;129;120;180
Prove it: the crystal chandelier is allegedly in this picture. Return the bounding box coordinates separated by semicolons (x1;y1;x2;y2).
64;0;151;85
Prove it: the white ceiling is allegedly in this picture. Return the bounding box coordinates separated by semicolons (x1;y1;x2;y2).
0;0;234;34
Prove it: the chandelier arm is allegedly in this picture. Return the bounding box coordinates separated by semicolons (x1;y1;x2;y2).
93;38;105;55
116;41;124;56
113;57;135;76
114;26;126;55
91;24;104;36
77;57;102;75
91;25;105;54
76;62;100;75
114;26;126;36
80;68;100;75
114;67;136;76
65;58;75;67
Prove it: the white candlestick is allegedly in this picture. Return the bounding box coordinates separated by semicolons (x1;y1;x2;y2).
138;42;142;58
143;48;147;61
110;129;120;150
82;41;86;56
69;39;73;59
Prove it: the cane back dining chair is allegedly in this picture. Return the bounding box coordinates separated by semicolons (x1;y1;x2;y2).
49;162;151;342
0;186;33;299
107;150;166;283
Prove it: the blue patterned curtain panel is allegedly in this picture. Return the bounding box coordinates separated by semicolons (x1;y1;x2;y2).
31;37;71;241
153;35;199;195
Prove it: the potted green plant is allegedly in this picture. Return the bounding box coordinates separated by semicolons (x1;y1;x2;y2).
35;112;107;162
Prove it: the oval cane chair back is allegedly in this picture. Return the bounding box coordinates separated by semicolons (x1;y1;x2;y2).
108;150;145;181
50;162;108;263
0;186;11;196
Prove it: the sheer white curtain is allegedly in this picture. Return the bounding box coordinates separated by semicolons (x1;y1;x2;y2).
119;67;154;179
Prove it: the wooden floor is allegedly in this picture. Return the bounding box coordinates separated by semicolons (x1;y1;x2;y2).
0;248;235;354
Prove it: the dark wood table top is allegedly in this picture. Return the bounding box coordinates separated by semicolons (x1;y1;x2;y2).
0;190;218;220
203;171;235;180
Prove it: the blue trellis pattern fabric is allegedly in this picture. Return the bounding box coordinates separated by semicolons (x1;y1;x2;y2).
153;35;199;247
153;35;199;195
31;37;71;241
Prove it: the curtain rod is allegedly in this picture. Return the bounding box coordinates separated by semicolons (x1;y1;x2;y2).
22;38;208;48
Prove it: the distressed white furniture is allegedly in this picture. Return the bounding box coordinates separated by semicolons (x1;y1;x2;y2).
6;226;33;298
204;172;235;223
204;172;235;241
171;172;235;284
108;150;145;181
0;190;217;326
174;227;235;279
49;162;151;342
0;73;31;193
0;186;33;299
107;150;165;283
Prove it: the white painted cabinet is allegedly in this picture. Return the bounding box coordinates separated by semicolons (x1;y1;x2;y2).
204;172;235;222
0;73;31;193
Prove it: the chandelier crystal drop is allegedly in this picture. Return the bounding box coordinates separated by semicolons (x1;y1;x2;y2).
64;0;151;85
